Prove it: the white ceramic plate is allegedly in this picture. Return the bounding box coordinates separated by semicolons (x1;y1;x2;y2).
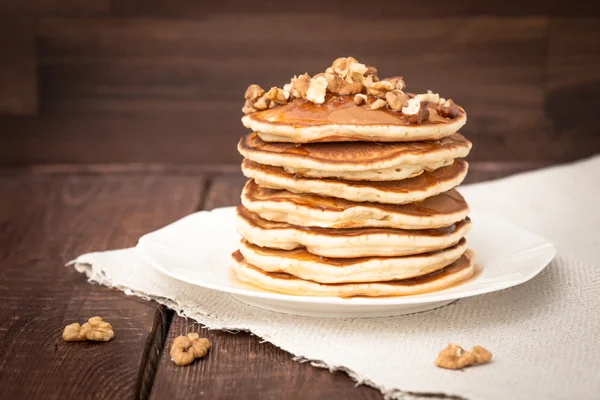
136;207;556;318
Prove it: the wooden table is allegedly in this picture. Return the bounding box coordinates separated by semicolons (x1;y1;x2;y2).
0;162;549;399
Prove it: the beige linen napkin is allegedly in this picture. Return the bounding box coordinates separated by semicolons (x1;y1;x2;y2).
72;155;600;400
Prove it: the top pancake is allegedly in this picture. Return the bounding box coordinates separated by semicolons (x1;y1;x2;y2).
242;95;467;143
238;132;471;172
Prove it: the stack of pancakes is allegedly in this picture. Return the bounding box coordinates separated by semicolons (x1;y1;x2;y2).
232;64;474;297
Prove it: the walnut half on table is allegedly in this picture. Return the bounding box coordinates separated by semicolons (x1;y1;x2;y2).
62;316;114;342
170;333;212;366
435;343;492;370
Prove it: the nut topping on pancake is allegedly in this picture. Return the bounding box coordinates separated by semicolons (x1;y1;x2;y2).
403;99;430;124
241;57;463;124
437;99;460;118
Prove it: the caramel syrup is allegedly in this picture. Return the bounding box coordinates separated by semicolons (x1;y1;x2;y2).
242;158;468;193
240;238;466;268
244;179;468;216
240;131;471;162
252;95;453;127
237;205;469;238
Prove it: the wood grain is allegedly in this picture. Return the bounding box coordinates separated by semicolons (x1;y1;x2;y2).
150;323;383;400
0;172;204;399
0;0;109;16
111;0;600;18
544;18;600;159
0;18;38;115
0;12;594;164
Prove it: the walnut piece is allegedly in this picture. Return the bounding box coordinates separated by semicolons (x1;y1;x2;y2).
242;84;269;114
319;73;363;95
81;316;114;341
306;75;328;104
285;73;311;100
435;343;492;370
62;316;114;342
243;84;291;114
244;84;264;102
354;93;368;105
370;99;387;110
366;76;405;97
385;89;409;111
331;57;359;75
240;57;458;114
62;323;87;341
415;90;440;104
170;333;212;366
266;86;290;103
330;57;379;86
437;99;460;118
402;98;430;124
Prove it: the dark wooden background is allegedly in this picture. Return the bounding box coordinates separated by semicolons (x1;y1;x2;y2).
1;1;600;399
1;1;599;166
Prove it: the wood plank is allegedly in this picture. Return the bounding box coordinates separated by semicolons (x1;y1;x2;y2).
0;110;245;164
38;16;547;108
0;172;205;399
2;14;598;164
9;15;571;164
111;0;600;18
0;18;38;115
0;0;109;16
149;162;549;400
149;323;382;400
544;18;600;158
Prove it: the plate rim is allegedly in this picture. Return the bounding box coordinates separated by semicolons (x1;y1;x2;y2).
136;208;557;307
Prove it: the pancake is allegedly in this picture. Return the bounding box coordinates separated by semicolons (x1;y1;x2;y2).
238;238;468;284
239;132;471;172
241;179;470;229
281;160;451;181
236;206;472;258
238;132;471;181
231;249;476;297
241;95;467;143
242;159;468;205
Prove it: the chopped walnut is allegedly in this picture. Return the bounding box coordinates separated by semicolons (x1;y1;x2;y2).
364;65;378;78
403;98;430;123
330;57;378;86
435;343;492;370
286;73;311;100
242;84;270;114
306;75;328;104
331;56;360;77
385;89;409;111
243;84;291;114
170;333;212;366
370;99;387;110
254;96;272;111
415;90;440;104
266;86;290;103
62;316;114;342
245;85;264;101
240;57;459;114
366;76;405;97
437;99;460;118
354;93;368;105
319;73;363;95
